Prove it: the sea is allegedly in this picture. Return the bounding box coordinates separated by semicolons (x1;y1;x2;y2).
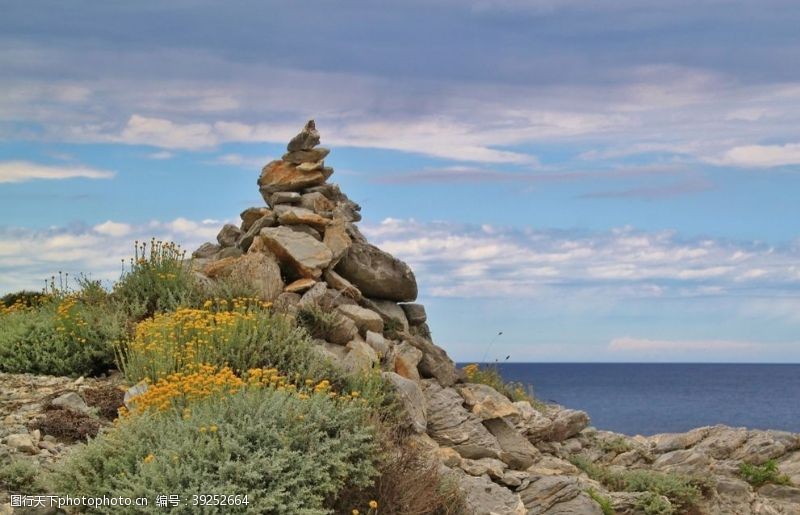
467;363;800;436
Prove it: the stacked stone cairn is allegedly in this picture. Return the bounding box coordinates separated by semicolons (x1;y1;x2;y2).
188;122;800;515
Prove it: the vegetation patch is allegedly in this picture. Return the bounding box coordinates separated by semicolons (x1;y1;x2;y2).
739;459;792;487
462;363;545;409
31;407;102;442
83;384;126;420
586;487;615;515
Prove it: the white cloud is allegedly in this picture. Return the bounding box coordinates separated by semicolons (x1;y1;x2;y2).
147;151;174;160
608;337;758;352
714;143;800;168
0;161;115;183
93;221;133;237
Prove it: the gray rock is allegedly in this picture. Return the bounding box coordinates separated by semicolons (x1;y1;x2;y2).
275;206;330;231
327;313;359;345
285;223;322;241
693;425;749;459
382;372;427;433
336;304;384;335
548;409;590;442
483;417;540;470
323;269;361;300
259;226;333;279
365;330;389;356
238;214;277;251
344;337;378;373
240;207;273;231
216;223;241;247
422;380;502;460
361;298;409;332
300;192;335;213
282;147;330;164
287;120;320;151
51;392;90;414
272;292;301;315
517;475;589;515
6;433;37;454
458;383;520;421
268;191;301;207
651;449;710;474
648;427;710;454
732;430;800;465
335;242;418;302
123;381;149;408
192;242;221;259
459;457;507;479
216;246;243;260
443;469;526;515
322;219;352;265
400;303;427;325
388;341;423;381
405;336;459;387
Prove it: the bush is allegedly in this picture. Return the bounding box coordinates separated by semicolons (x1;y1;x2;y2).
739;459;792;487
0;458;45;494
636;492;673;515
0;287;127;377
598;436;633;454
117;300;341;385
296;304;340;340
462;363;544;408
570;455;708;514
112;239;200;320
1;290;45;310
586;488;615;515
51;380;378;514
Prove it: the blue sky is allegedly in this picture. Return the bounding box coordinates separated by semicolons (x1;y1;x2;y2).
2;0;800;362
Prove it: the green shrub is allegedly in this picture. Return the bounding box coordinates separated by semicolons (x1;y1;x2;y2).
635;492;673;515
51;386;378;514
112;239;200;320
1;290;45;309
296;304;339;341
586;487;615;515
462;363;545;409
570;455;708;513
117;301;341;385
0;287;126;377
598;437;633;454
739;459;792;487
0;459;45;494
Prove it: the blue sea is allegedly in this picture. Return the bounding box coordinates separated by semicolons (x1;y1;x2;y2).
472;363;800;436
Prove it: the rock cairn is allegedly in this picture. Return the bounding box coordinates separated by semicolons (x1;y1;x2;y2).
185;121;800;515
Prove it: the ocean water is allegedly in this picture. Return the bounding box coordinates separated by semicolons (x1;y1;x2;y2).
474;363;800;436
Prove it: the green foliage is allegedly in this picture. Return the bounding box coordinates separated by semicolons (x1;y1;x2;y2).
296;304;339;341
117;301;342;386
51;386;378;514
0;286;127;377
462;363;545;409
570;455;708;513
0;459;45;494
112;239;200;320
635;492;673;515
598;436;633;454
739;459;792;487
1;290;45;309
586;487;615;515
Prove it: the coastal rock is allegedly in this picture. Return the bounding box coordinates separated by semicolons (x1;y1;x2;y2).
483;417;540;470
459;457;507;479
400;303;427;325
548;408;590;442
648;427;710;453
336;304;384;335
458;383;520;421
258;226;332;279
282;147;330;164
517;475;596;515
335;242;418;302
405;336;459;387
258;160;326;197
382;372;427;434
444;468;526;515
389;341;423;381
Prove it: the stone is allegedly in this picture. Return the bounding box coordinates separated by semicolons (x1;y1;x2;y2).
7;433;37;454
299;191;335;213
648;427;710;454
51;392;90;414
400;303;427;325
216;246;243;260
204;252;284;301
444;469;526;515
422;380;502;460
327;314;359;345
459;457;507;479
732;430;800;465
123;381;148;408
282;147;330;164
389;341;423;381
336;304;384;335
272;292;301;315
651;449;710;474
406;336;459;387
284;278;316;294
269;191;301;206
517;476;589;515
322;219;352;265
528;456;580;477
275;206;331;231
286;224;322;240
344;338;379;374
192;242;221;259
437;447;462;468
238;214;277;251
693;425;749;459
258;160;327;197
297;160;324;172
287;119;320;151
610;492;671;515
361;298;409;332
548;409;590;442
259;226;333;279
335;242;418;302
323;269;361;300
365;330;389;356
240;207;273;231
382;372;427;433
458;383;520;421
216;223;241;247
297;282;328;309
483;417;540;470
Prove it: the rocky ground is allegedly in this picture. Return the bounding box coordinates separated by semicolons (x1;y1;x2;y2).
2;121;799;514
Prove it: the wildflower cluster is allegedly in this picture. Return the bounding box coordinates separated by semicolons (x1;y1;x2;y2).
54;296;90;344
462;362;542;406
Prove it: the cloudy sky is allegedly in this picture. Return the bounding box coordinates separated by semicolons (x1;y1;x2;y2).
2;0;800;362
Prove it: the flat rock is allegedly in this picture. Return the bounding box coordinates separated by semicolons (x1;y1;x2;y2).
258;160;327;196
258;226;333;279
648;427;710;454
444;468;526;515
282;147;330;164
484;417;540;470
508;401;553;443
336;304;384;335
400;303;427;325
275;205;331;231
335;242;418;302
300;191;335;213
268;191;302;207
240;207;273;231
323;269;361;300
458;383;520;421
284;278;316;294
51;392;90;414
459;457;507;479
285;223;322;240
517;475;589;515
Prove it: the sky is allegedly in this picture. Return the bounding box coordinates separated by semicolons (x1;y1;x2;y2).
1;0;800;362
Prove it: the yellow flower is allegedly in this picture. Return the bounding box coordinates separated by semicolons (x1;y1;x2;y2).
143;454;155;464
352;511;359;515
369;500;378;509
209;424;218;433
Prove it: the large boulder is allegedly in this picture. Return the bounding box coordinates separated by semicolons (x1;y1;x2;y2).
336;304;384;335
258;160;327;197
335;242;418;302
457;383;520;421
483;417;540;470
202;252;284;301
547;408;590;442
443;468;526;515
405;336;459;387
382;372;427;434
258;226;332;279
217;223;241;247
361;298;409;332
422;380;502;460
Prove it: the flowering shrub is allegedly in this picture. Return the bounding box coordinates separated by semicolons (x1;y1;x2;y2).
463;363;543;407
118;300;341;385
52;380;378;514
